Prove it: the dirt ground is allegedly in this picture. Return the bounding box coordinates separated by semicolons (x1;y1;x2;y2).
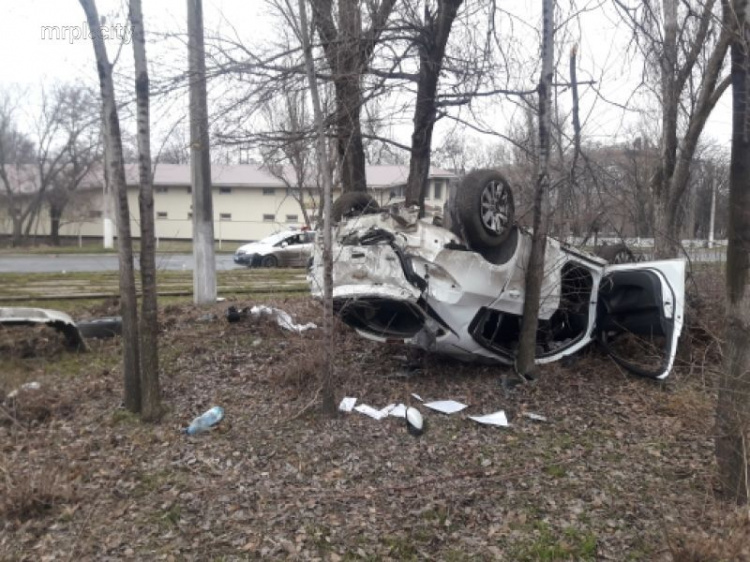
1;272;749;561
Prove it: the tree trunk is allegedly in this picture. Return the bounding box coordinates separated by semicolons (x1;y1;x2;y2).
299;0;336;416
80;0;141;413
187;0;217;304
716;0;750;505
404;0;464;212
515;0;554;378
130;0;161;422
49;204;62;246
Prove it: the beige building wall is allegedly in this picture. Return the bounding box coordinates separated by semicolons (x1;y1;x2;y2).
126;185;314;243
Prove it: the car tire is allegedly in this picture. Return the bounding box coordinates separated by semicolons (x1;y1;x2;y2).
454;169;514;249
595;243;636;264
331;192;380;223
261;255;278;268
77;317;122;339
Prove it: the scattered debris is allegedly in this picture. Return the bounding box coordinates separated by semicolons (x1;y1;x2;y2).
424;400;468;415
6;382;41;400
0;307;86;351
411;393;423;402
216;297;226;302
354;404;389;420
523;412;549;423
406;407;425;436
388;404;407;417
469;411;510;427
184;406;225;435
338;397;357;413
226;306;248;323
196;313;217;323
250;305;317;333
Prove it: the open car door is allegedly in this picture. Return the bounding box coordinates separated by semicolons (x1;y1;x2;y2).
595;259;685;379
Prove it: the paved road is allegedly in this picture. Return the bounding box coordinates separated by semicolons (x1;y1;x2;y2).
0;246;725;274
0;253;241;273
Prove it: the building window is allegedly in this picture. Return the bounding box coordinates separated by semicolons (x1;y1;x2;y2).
263;188;275;196
219;187;232;194
187;212;193;220
286;214;298;223
263;214;275;222
156;186;168;193
88;210;103;219
157;212;168;219
433;181;443;200
219;213;232;221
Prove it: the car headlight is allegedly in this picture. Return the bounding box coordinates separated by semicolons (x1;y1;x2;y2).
236;249;246;256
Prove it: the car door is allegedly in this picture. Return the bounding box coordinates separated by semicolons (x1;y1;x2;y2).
595;259;685;379
299;232;315;267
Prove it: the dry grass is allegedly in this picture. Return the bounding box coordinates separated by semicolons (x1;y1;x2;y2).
1;467;74;523
669;510;750;562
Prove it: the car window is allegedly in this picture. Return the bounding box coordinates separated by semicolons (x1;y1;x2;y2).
304;232;316;243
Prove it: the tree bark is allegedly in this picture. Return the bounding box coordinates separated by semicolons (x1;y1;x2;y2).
404;0;464;213
299;0;336;416
515;0;554;378
187;0;217;304
49;204;62;246
716;0;750;505
79;0;141;412
130;0;161;422
652;0;729;258
310;0;396;194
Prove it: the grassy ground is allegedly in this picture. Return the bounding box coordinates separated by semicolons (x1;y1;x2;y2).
0;269;308;309
0;266;748;560
0;240;239;255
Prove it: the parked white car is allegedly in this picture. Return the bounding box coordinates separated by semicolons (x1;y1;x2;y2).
310;170;685;379
234;230;315;268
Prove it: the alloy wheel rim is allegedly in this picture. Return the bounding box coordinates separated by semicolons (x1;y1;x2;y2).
480;180;511;234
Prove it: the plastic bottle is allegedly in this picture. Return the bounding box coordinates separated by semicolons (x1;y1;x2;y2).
185;406;224;435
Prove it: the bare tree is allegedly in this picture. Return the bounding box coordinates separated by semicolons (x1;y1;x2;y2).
130;0;161;421
403;0;464;212
299;0;336;416
309;0;397;193
515;0;554;378
0;85;100;246
716;0;750;505
79;0;141;413
615;0;730;258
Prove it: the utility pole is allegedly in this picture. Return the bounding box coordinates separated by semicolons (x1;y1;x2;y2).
187;0;216;304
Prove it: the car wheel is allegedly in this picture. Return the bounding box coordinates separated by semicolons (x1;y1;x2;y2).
261;255;278;268
455;169;514;249
77;317;122;339
595;243;636;264
331;192;380;223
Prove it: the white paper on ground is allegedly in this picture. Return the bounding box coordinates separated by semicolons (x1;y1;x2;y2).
523;412;548;422
378;404;396;417
389;404;407;417
354;404;388;420
339;397;357;413
250;305;317;333
411;393;423;402
424;400;468;414
469;411;509;427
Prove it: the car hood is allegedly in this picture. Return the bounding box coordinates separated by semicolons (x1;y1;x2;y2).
236;242;274;256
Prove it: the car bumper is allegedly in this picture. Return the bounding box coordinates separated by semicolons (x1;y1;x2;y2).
234;254;262;267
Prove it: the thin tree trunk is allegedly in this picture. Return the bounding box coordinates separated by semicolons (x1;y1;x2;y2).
515;0;554;378
187;0;217;304
79;0;141;412
404;0;464;214
130;0;161;421
716;0;750;505
49;204;62;246
299;0;336;416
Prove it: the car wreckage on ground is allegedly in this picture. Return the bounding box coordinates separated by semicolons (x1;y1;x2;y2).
309;169;685;379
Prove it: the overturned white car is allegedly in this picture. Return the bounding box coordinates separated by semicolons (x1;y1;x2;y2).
309;170;685;379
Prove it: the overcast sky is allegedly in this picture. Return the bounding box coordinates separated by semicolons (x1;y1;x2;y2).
1;0;733;157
